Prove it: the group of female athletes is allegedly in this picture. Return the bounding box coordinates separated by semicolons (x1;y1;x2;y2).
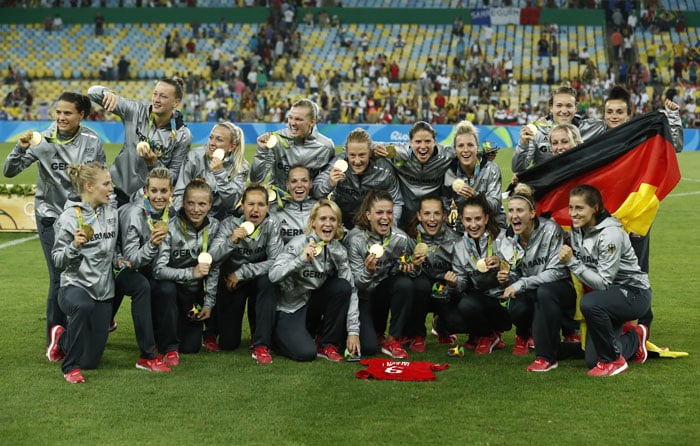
3;79;683;383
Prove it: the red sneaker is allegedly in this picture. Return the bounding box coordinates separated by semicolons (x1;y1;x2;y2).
163;350;180;367
109;319;117;333
317;345;344;362
252;346;273;364
622;321;636;335
587;355;629;377
203;335;220;352
563;332;581;343
46;325;65;362
381;337;408;359
631;324;649;364
409;336;426;353
527;336;535;349
136;357;171;372
64;368;85;384
475;335;499;355
527;358;558;372
512;335;529;356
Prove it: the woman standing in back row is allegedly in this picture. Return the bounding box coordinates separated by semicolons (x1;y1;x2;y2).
88;78;191;207
3;92;105;347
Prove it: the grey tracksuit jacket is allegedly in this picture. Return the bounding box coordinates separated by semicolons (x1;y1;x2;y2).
269;232;360;336
344;226;416;297
173;146;249;220
118;199;174;276
249;126;335;199
153;212;220;309
443;157;506;228
566;214;650;290
452;230;507;298
52;200;119;301
87;85;192;195
500;217;570;294
3;124;105;220
269;196;316;244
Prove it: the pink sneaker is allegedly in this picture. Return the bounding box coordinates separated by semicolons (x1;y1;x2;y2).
381;337;408;359
64;368;85;384
317;345;344;362
252;346;273;364
163;350;180;367
136;357;171;372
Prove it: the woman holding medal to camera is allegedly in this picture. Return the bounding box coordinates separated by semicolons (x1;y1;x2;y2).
153;178;220;362
345;190;418;359
4;92;105;348
314;128;403;230
269;199;359;362
403;195;462;354
445;195;511;355
443;120;505;232
559;185;650;377
46;162;121;383
209;184;284;363
112;167;174;372
173;121;248;220
88;78;191;207
498;184;577;372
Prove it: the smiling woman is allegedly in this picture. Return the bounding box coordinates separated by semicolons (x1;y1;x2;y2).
3;92;106;348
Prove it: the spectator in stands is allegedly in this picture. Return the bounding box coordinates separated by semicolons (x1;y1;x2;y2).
94;13;105;36
44;14;52;32
452;16;464;38
4;92;106;350
52;14;63;31
578;47;590;65
394;34;406;49
88;78;192;207
117;55;130;81
611;28;623;60
537;35;549;58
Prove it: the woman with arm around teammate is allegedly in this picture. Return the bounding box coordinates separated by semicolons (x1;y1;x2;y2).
497;184;577;371
3;92;105;347
559;185;650;377
153;178;220;363
345;190;418;359
46;162;120;383
269;199;360;362
173;121;248;220
87;78;191;206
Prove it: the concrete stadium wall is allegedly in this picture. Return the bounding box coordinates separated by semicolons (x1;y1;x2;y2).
1;121;698;151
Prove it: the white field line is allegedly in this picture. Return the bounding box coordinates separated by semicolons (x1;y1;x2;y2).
681;177;700;182
0;235;38;250
668;190;700;198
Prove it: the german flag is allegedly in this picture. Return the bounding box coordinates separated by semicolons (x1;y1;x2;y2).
516;112;681;235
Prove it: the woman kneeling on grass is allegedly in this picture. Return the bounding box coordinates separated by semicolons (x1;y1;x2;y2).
153;178;220;362
345;190;418;359
559;185;650;377
269;199;360;362
47;162;120;383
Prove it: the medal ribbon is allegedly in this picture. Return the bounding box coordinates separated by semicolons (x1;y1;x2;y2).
143;197;169;231
180;218;209;259
48;126;81;145
240;217;262;240
466;235;492;266
75;206;100;228
146;113;177;158
456;163;481;187
416;231;440;255
365;230;392;253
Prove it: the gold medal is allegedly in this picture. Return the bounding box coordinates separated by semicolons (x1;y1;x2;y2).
153;220;169;232
500;259;511;272
81;224;94;240
452;178;466;193
312;244;323;257
136;141;151;157
333;159;348;172
29;131;43;146
241;221;255;236
197;252;213;265
212;149;226;160
369;243;384;258
385;144;396;159
476;258;488;273
267;188;277;202
413;242;429;256
265;134;278;148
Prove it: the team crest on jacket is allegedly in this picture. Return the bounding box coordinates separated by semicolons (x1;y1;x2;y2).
606;243;616;254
